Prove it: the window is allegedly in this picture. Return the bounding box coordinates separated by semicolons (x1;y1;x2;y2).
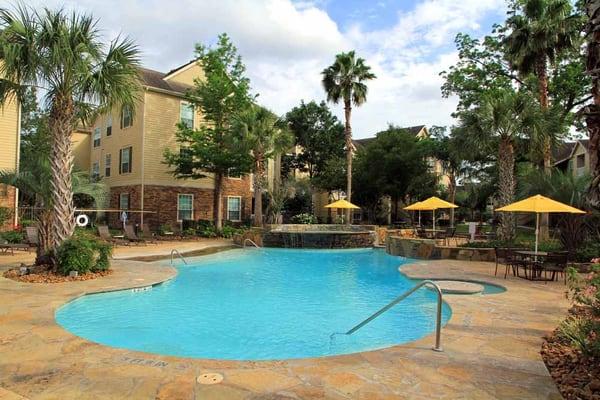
177;194;194;221
119;193;130;210
227;196;241;221
577;154;585;169
180;147;193;174
180;102;194;129
227;168;242;179
119;147;132;174
106;115;112;136
93;128;101;147
121;105;133;129
92;162;100;179
105;154;111;177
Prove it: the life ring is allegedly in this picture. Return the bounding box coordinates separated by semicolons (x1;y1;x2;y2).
76;214;89;227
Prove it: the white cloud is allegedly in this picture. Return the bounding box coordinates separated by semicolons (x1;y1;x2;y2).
19;0;506;137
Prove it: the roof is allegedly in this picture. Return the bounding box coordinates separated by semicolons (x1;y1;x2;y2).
138;67;192;95
553;139;590;165
352;125;427;148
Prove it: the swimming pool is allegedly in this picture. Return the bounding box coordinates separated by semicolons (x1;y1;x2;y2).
56;248;452;360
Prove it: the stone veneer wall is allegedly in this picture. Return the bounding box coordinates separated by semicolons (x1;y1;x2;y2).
262;231;375;248
108;177;252;229
0;185;16;231
386;236;495;262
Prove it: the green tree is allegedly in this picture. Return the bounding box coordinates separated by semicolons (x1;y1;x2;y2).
459;89;535;240
0;6;141;249
234;106;293;226
164;34;253;231
322;51;376;223
504;0;582;171
285;100;345;179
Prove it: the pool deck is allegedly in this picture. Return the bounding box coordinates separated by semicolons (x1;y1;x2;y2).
0;248;568;399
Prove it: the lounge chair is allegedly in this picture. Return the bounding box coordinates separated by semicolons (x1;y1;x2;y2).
124;225;146;245
98;225;128;246
140;224;157;244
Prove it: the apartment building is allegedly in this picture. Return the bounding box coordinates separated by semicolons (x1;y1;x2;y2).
0;97;20;230
88;60;252;228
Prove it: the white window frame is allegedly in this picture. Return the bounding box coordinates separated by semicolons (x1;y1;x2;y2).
105;153;111;177
119;193;129;210
121;105;133;129
227;168;242;180
177;194;194;222
120;146;132;174
180;101;194;129
92;161;100;179
106;115;112;136
227;196;242;222
93;127;101;147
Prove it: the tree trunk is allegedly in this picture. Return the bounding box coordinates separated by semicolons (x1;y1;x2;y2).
35;209;54;265
448;172;457;228
49;95;76;249
536;58;552;239
253;157;264;227
586;0;600;210
344;100;353;225
214;172;224;232
497;136;516;241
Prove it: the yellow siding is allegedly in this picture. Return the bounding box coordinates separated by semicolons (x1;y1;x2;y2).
71;131;91;171
571;143;590;177
89;98;145;186
143;90;214;188
0;99;19;172
163;63;205;86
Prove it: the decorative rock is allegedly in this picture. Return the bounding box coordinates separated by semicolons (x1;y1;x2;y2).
19;267;29;276
69;271;79;277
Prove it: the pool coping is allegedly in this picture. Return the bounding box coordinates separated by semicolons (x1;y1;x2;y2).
0;248;567;399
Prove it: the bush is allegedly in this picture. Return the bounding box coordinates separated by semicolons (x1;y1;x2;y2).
290;213;317;224
574;241;600;263
558;316;600;357
221;225;242;238
56;236;112;276
0;207;12;227
1;229;24;244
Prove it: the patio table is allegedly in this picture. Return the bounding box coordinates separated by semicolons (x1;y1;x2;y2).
514;250;549;280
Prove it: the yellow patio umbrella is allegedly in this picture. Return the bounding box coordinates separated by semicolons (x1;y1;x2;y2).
325;199;360;224
405;197;458;231
403;201;424;226
495;194;585;257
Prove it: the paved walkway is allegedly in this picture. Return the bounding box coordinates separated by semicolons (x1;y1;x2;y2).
0;251;568;399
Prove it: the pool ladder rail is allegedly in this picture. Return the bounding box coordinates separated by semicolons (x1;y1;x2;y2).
243;238;261;248
170;249;188;265
331;280;444;352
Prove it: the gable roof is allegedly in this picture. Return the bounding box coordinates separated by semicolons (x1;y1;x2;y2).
352;125;427;148
553;142;577;165
139;67;192;95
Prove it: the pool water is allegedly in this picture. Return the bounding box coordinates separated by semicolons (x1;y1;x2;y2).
56;248;451;360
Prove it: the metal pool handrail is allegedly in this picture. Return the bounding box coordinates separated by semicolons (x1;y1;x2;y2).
243;238;261;248
170;249;188;265
334;280;444;352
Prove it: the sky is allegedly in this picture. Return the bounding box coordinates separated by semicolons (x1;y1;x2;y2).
18;0;508;138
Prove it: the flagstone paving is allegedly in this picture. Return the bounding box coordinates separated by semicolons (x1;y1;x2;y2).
0;251;569;399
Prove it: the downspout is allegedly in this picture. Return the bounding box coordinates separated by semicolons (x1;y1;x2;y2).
14;100;21;227
140;91;146;227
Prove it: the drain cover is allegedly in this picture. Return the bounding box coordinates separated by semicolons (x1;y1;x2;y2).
197;372;223;385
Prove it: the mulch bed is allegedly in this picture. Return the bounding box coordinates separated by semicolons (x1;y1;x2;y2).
541;307;600;400
3;264;113;283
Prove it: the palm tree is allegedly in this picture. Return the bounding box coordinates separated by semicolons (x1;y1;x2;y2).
235;106;293;227
0;6;141;249
322;51;376;223
504;0;580;172
584;0;600;209
460;89;533;240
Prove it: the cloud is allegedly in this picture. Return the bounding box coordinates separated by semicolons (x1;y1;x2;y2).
21;0;506;137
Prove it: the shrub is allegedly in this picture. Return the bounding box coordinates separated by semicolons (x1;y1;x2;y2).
0;207;12;227
221;225;242;238
197;221;217;238
1;229;24;244
558;316;600;357
183;227;197;237
290;213;317;224
574;241;600;263
56;236;112;276
567;264;600;317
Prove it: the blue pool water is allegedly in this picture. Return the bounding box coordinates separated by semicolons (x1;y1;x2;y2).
56;248;452;360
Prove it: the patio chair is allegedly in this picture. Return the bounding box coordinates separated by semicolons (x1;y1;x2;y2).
140;224;157;244
124;224;147;245
441;227;456;246
97;225;128;246
158;223;183;240
25;226;40;249
540;252;569;283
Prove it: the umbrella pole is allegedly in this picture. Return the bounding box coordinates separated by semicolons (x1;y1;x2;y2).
535;213;540;262
433;209;436;231
418;210;421;227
